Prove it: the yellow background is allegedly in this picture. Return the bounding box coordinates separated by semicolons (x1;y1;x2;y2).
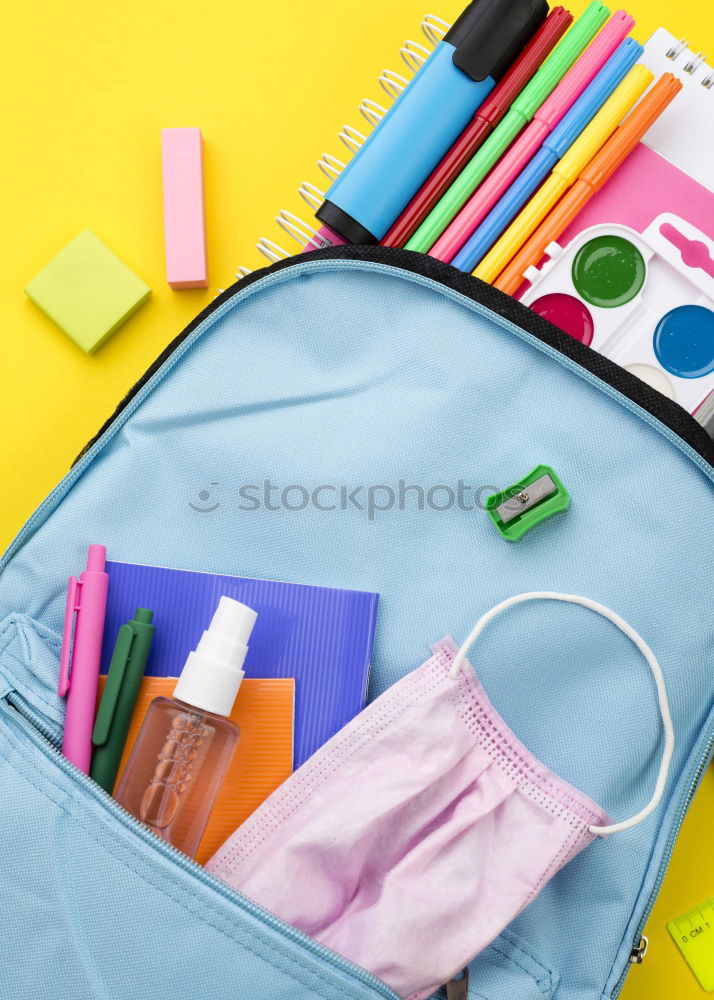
1;1;712;996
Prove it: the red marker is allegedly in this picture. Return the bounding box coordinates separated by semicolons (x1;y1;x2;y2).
381;6;573;250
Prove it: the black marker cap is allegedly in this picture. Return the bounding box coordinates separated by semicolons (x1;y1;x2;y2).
317;200;378;245
445;0;550;82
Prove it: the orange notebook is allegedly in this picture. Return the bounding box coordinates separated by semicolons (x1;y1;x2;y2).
100;675;294;865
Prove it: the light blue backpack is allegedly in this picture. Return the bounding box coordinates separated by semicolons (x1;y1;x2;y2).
1;247;712;1000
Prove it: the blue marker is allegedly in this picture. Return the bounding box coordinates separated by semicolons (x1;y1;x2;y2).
316;0;549;244
453;37;643;273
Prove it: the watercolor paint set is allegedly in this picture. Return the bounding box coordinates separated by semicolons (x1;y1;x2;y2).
521;212;714;414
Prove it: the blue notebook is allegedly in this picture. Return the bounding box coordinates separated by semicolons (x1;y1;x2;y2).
101;561;379;766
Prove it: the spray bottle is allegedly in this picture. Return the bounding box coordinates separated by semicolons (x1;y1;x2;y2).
115;596;257;858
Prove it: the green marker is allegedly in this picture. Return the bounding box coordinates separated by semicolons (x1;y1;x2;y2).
90;608;156;794
405;0;610;254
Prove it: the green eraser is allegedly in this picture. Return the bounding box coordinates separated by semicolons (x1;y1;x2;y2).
24;229;151;353
486;465;569;542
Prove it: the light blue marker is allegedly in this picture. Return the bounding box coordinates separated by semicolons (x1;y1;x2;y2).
453;37;643;273
316;0;550;243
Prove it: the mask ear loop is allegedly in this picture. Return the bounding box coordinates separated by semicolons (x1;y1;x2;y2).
450;592;675;838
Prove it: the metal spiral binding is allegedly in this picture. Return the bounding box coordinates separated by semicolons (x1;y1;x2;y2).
238;12;448;281
421;14;450;45
400;39;430;73
217;263;253;291
360;98;387;125
664;37;712;87
666;38;690;60
339;124;367;152
298;181;326;210
684;51;707;74
275;210;323;248
379;69;409;98
256;238;290;263
317;152;346;181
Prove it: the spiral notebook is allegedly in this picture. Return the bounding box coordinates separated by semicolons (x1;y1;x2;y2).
100;560;379;767
239;23;713;264
235;16;452;271
639;28;713;189
235;18;714;430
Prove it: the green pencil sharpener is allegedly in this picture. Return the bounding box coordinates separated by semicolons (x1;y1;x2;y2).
486;465;569;542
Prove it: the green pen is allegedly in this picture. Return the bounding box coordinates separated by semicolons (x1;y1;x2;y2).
90;608;155;794
405;0;610;254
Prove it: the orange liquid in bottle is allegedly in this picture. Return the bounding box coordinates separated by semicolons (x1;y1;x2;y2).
115;696;239;858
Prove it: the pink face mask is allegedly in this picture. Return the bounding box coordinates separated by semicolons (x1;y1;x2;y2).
207;593;673;1000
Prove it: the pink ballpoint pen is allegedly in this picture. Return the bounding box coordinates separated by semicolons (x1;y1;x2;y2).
58;544;110;773
430;10;635;263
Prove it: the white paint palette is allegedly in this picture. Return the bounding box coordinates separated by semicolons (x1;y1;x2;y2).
521;213;714;414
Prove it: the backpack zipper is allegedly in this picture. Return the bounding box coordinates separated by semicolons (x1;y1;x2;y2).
3;245;708;577
1;692;399;1000
6;682;713;1000
612;731;714;997
445;967;469;1000
74;246;714;467
628;936;648;965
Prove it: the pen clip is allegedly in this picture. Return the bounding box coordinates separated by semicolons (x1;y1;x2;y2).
91;623;135;747
58;576;80;697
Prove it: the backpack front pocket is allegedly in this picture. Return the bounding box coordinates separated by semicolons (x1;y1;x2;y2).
0;614;398;1000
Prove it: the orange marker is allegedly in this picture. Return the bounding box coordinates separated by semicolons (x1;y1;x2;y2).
493;72;682;296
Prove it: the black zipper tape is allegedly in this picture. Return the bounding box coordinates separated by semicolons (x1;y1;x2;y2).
74;246;714;467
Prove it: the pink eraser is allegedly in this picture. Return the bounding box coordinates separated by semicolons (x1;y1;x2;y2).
161;128;208;289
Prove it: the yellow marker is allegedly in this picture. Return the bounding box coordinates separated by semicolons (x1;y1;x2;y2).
473;63;654;284
668;895;714;991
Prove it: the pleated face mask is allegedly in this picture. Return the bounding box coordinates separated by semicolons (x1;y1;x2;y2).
207;593;674;1000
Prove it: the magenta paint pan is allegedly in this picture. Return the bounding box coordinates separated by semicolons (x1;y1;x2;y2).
521;212;714;414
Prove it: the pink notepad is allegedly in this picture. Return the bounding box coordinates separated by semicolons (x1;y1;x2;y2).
558;142;714;247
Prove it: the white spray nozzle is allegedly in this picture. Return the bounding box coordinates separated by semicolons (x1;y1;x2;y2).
173;596;258;716
197;596;257;662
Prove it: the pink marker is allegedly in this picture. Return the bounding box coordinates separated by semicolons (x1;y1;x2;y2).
430;11;635;263
300;224;348;253
58;544;109;773
161;128;208;288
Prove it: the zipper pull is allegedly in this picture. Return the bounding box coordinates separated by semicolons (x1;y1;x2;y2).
446;968;469;1000
630;935;649;964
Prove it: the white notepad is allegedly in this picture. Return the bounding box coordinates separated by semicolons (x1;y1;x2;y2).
640;28;714;189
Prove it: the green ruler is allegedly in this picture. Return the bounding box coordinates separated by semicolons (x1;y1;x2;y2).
668;895;714;991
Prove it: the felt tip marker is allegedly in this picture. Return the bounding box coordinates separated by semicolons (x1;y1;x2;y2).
316;0;549;245
493;72;683;295
300;224;347;252
432;9;635;263
474;63;654;283
405;0;610;254
380;6;573;249
452;36;642;272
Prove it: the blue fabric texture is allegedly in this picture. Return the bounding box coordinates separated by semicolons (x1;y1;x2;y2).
0;256;712;1000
